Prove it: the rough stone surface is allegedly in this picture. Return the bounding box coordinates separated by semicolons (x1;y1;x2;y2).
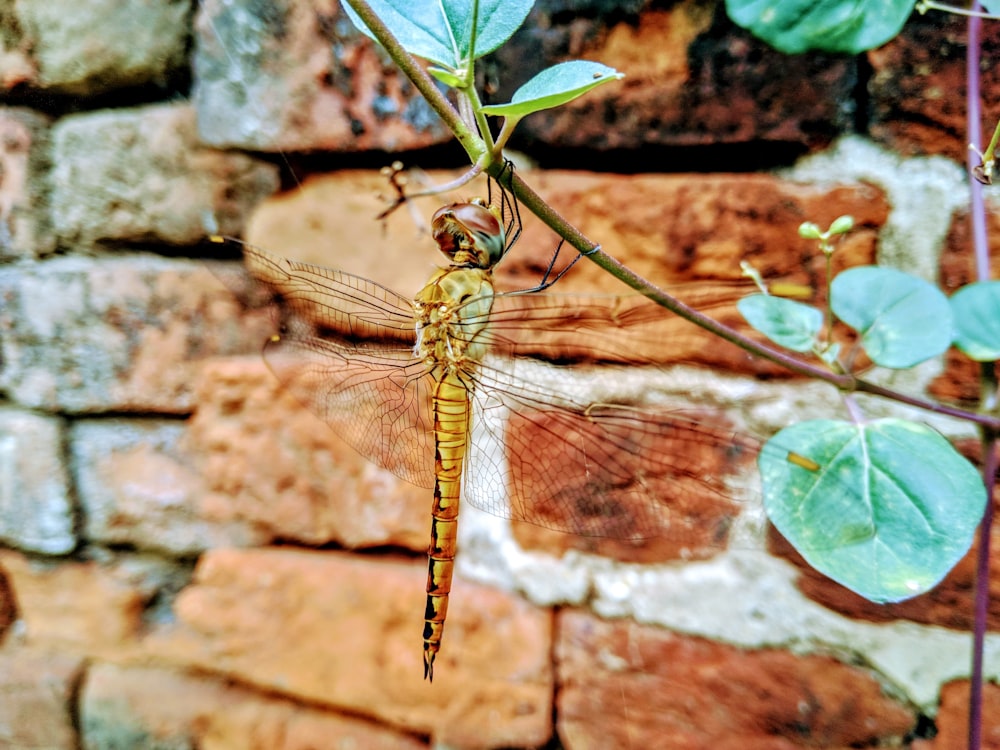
0;255;271;413
0;106;54;260
0;647;84;750
193;0;451;152
71;418;265;556
50;103;280;247
68;362;428;555
0;0;190;95
491;2;856;155
912;680;1000;749
246;168;886;374
556;609;916;749
869;11;1000;159
157;547;553;748
0;548;187;656
0;409;75;555
81;662;427;750
185;358;429;551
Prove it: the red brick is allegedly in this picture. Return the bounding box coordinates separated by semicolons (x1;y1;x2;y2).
193;0;451;152
0;647;83;750
245;169;886;374
81;662;427;750
557;610;915;749
912;680;1000;750
491;5;856;152
0;549;166;656
185;358;428;551
869;11;1000;160
156;547;553;748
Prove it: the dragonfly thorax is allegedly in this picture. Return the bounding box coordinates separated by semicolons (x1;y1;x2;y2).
413;266;495;369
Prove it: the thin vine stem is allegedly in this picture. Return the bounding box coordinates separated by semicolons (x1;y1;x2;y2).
344;0;1000;435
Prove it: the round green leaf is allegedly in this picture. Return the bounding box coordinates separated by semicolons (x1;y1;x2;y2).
724;0;913;55
831;266;952;368
761;419;986;603
341;0;533;69
737;294;822;352
951;281;1000;361
479;61;624;118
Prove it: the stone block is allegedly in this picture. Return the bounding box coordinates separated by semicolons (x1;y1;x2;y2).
193;0;451;152
0;549;186;655
0;106;54;260
556;609;915;748
869;11;1000;159
0;0;190;95
50;103;279;248
0;409;75;555
490;4;857;155
81;662;427;750
158;547;553;748
0;647;83;750
0;255;270;412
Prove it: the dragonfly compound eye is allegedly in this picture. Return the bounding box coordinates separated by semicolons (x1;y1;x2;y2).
431;202;506;267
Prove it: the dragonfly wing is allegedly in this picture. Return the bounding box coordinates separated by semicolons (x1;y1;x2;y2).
239;244;436;489
465;358;758;544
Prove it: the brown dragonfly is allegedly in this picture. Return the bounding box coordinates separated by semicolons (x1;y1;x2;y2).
222;196;790;681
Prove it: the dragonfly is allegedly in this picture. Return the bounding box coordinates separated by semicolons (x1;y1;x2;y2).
228;190;774;681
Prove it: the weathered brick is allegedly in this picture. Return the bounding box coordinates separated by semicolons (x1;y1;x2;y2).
556;610;916;749
193;0;451;152
0;256;270;412
50;103;280;248
0;106;54;260
0;0;190;95
0;647;84;750
491;4;856;153
186;358;428;551
0;549;186;655
71;418;265;556
246;168;886;373
159;548;553;747
81;662;427;750
869;11;1000;159
912;679;1000;750
69;361;428;555
0;409;75;555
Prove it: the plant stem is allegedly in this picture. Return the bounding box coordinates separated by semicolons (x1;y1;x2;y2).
965;6;994;750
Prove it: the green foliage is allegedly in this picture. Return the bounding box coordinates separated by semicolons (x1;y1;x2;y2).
341;0;534;69
340;0;622;149
951;281;1000;361
761;419;986;602
831;266;953;368
479;61;624;118
737;294;822;352
724;0;915;54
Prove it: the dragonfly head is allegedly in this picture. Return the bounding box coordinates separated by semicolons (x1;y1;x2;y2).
431;200;506;269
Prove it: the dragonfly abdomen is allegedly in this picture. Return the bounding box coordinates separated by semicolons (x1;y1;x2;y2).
423;371;472;681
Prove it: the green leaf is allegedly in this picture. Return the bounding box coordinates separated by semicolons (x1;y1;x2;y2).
831;266;952;368
737;294;822;352
479;61;624;117
951;281;1000;361
761;419;986;603
340;0;534;69
724;0;914;55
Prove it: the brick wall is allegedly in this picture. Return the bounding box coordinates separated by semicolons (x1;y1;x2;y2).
1;1;998;748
